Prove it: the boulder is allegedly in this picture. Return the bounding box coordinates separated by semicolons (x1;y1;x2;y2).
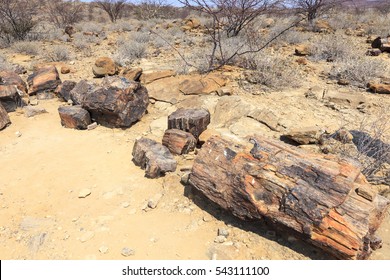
168;108;210;139
27;65;62;96
0;102;11;130
0;70;27;93
140;70;176;84
283;126;325;145
58;105;91;130
92;57;118;78
162;129;197;155
132;137;177;178
82;76;149;128
0;85;22;112
69;80;95;105
55;80;77;102
179;74;227;95
368;83;390;94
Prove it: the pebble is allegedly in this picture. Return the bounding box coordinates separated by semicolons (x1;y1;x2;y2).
99;245;109;254
87;122;98;130
121;202;130;208
15;131;22;137
214;236;227;243
78;189;91;198
218;228;229;238
147;193;163;209
203;215;212;222
79;231;95;242
121;247;135;257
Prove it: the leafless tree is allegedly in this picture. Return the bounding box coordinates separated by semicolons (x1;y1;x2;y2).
46;0;85;28
287;0;344;23
0;0;36;42
179;0;280;37
135;0;173;19
94;0;128;22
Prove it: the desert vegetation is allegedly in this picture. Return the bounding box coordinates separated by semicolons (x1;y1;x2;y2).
1;0;390;261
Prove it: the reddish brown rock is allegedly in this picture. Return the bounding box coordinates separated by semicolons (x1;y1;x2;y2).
55;80;77;102
81;76;148;128
189;135;390;259
0;102;11;130
0;70;27;93
162;129;197;155
69;80;95;105
92;57;118;78
284;127;325;145
132;137;177;178
168;108;210;139
58;105;91;130
27;65;62;96
368;83;390;94
295;45;310;56
61;66;71;74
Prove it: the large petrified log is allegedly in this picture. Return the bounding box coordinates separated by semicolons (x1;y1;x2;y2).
189;135;390;259
27;65;62;96
162;129;197;155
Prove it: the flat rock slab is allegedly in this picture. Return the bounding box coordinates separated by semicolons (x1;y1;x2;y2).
27;65;62;96
23;106;47;118
179;74;227;95
0;102;11;130
140;70;176;84
162;129;197;155
132;137;177;178
58;105;91;130
284;126;325;145
82;76;149;128
168;108;210;139
324;91;366;108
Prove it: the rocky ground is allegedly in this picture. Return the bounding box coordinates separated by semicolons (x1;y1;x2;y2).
1;15;390;260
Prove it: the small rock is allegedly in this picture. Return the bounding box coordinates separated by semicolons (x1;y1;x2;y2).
99;245;109;254
15;131;22;137
87;122;98;130
61;66;71;74
218;228;229;238
78;188;91;198
203;215;212;222
79;231;95;242
121;202;130;208
180;172;190;185
214;236;227;243
121;247;135;257
92;57;118;78
147;193;163;209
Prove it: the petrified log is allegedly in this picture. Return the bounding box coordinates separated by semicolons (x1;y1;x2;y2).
189;135;390;260
0;102;11;130
132;137;177;178
0;70;27;93
0;85;22;112
162;129;197;155
27;65;62;96
55;80;77;102
82;76;149;128
58;105;91;130
168;108;210;139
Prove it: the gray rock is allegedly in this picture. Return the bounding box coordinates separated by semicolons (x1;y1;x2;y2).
121;247;135;257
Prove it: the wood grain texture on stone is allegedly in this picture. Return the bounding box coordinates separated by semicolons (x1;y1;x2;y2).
0;85;22;112
168;108;210;139
0;70;27;93
55;80;77;102
189;135;390;260
27;65;62;96
0;102;11;130
162;129;197;155
58;105;91;130
132;137;177;178
81;76;149;128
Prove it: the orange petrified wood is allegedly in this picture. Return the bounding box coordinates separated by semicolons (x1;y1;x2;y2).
189;135;390;259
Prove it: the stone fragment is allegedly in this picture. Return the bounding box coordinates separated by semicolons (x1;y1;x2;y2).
58;106;91;130
27;65;61;96
162;129;197;155
92;57;118;78
55;80;76;102
168;108;210;139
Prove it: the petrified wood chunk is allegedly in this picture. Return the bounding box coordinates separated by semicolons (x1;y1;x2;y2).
0;85;22;112
132;137;177;178
162;129;197;155
0;102;11;130
55;80;77;102
27;65;62;96
0;70;27;93
82;76;149;128
189;135;390;260
168;108;210;139
58;105;91;130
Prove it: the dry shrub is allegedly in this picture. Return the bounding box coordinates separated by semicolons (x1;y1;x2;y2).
47;45;71;61
329;56;388;87
114;36;147;66
12;41;40;56
0;55;11;70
